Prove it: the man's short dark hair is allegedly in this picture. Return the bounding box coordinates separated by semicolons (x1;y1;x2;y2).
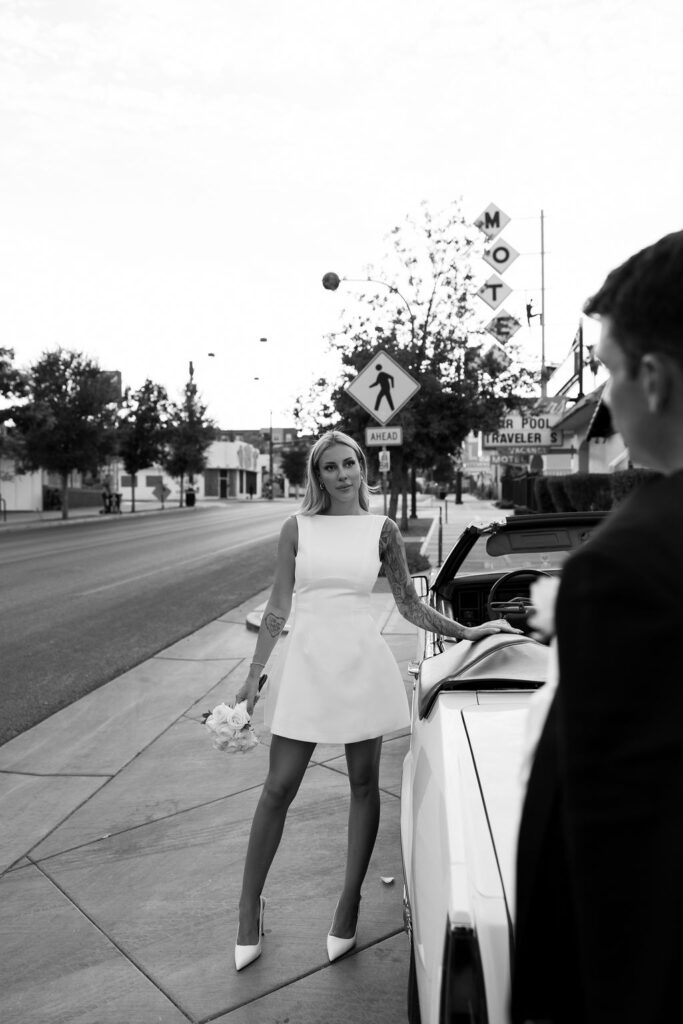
583;229;683;373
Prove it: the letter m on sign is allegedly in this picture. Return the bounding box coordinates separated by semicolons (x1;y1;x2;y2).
475;203;510;240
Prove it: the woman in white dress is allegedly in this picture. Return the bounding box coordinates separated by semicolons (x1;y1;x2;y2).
234;430;519;970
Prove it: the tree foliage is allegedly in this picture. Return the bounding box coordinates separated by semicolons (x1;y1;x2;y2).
280;445;308;495
117;380;171;512
0;347;28;469
296;201;536;525
10;348;119;518
161;373;216;504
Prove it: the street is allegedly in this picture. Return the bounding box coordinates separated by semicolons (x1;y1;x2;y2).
0;501;294;744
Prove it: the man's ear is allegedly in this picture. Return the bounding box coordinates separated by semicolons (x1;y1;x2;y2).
640;353;673;413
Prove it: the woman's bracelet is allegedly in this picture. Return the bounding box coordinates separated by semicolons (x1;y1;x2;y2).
250;660;266;670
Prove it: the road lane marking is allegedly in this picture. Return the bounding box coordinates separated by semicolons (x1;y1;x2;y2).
76;529;280;595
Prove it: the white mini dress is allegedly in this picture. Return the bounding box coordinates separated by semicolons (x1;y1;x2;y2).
265;513;410;744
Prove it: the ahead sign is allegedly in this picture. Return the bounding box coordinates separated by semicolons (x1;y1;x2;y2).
346;349;420;426
365;426;403;446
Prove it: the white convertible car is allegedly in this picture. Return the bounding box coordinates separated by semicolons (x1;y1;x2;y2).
400;511;605;1024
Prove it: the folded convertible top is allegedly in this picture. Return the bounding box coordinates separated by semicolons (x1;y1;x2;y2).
418;634;549;718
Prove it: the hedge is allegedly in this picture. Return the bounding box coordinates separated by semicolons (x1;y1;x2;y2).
533;475;555;513
610;468;662;504
563;473;612;511
546;476;574;512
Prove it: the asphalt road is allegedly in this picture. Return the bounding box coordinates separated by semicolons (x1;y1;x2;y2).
0;501;295;745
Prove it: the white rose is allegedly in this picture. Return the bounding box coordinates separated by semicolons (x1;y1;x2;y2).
224;701;251;731
527;576;560;639
206;702;232;729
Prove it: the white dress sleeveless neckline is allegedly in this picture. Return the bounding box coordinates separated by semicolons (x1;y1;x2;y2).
265;513;410;744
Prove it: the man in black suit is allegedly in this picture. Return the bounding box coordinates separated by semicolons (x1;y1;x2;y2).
511;230;683;1024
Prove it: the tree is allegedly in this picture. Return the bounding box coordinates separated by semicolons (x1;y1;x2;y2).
117;380;171;512
280;445;308;498
296;201;536;527
10;348;119;519
0;347;28;469
161;370;216;505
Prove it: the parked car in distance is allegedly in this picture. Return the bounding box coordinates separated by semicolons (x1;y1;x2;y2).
400;511;606;1024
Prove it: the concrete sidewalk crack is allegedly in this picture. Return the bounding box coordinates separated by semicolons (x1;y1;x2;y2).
30;859;195;1023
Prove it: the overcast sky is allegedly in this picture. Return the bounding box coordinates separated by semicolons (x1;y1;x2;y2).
2;0;681;428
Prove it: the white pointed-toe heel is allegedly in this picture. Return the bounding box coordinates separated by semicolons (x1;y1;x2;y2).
235;896;266;972
327;900;359;962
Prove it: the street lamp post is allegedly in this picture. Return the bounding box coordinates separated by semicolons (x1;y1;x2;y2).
256;337;274;499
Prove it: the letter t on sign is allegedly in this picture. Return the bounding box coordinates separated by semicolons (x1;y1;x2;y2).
477;274;512;311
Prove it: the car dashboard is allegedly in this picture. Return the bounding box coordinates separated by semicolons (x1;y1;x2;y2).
433;569;562;631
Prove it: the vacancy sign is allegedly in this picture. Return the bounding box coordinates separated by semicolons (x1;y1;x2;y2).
346;349;420;426
365;426;403;446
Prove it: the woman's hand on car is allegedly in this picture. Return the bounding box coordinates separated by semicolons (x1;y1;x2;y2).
463;618;523;641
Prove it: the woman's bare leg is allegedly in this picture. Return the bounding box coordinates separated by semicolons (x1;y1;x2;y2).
331;736;383;938
237;734;315;944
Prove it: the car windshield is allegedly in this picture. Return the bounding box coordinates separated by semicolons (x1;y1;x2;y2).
456;534;571;576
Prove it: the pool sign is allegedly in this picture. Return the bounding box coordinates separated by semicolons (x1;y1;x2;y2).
482;410;563;449
346;349;420;426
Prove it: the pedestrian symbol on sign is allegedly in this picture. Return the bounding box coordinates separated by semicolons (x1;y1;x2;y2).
345;348;420;426
369;364;395;413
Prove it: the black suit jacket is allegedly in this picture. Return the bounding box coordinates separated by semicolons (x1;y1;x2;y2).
512;470;683;1024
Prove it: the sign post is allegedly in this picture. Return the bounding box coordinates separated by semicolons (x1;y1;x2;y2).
345;350;421;513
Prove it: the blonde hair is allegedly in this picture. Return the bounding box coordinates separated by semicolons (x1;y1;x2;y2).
299;430;371;515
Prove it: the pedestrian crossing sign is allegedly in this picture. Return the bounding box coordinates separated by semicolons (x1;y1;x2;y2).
345;349;420;426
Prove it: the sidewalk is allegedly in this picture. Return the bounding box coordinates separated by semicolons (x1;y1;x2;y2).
420;492;508;569
0;586;417;1024
0;497;266;531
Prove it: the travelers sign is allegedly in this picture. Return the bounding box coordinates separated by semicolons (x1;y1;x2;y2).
482;411;563;449
346;349;420;426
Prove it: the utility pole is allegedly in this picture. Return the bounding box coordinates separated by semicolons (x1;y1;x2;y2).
540;209;547;398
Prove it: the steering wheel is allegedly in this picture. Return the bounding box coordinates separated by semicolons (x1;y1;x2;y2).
487;569;553;633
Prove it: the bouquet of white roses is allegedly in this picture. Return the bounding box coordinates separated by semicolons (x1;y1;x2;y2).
201;674;266;753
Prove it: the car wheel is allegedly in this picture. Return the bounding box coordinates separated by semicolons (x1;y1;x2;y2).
408;938;422;1024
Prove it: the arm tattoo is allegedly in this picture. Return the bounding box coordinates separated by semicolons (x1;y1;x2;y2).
264;613;286;638
380;519;466;640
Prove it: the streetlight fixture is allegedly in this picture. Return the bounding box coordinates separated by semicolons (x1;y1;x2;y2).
322;271;416;343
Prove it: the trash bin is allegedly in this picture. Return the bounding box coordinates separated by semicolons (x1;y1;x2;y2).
185;488;196;507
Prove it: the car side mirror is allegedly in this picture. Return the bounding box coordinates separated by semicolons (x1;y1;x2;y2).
411;574;429;599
